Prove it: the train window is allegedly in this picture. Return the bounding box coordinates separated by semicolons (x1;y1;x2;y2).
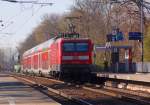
76;43;88;52
63;42;89;52
63;43;75;52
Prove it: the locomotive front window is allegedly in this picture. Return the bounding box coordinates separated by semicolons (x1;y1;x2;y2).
63;42;88;52
76;43;88;52
63;43;75;52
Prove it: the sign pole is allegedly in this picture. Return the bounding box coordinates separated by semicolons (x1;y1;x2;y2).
140;0;144;71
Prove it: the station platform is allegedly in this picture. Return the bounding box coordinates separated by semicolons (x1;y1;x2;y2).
95;72;150;83
0;73;61;105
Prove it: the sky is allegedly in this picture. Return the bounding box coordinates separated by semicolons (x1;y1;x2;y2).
1;0;149;48
0;0;74;48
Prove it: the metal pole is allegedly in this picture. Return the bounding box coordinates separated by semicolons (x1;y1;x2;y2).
140;0;144;71
140;0;144;61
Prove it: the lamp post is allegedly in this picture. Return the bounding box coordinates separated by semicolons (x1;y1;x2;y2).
140;0;144;63
139;0;145;72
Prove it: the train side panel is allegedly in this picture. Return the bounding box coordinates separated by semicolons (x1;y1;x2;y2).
48;40;61;76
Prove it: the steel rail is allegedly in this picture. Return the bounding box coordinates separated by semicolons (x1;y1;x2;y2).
11;73;150;105
12;74;94;105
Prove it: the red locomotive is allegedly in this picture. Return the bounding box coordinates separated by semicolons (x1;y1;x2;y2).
21;33;93;80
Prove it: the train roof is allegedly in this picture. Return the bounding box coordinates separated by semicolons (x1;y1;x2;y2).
23;37;91;57
23;38;55;57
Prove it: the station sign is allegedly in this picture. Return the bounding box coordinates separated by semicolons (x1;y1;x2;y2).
116;32;124;41
107;32;124;42
128;32;143;40
59;33;80;38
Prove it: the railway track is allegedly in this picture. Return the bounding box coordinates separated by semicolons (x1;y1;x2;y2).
11;73;150;105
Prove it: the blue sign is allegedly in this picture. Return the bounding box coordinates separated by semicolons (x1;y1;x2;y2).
112;35;116;41
106;32;124;42
129;32;143;40
116;32;124;41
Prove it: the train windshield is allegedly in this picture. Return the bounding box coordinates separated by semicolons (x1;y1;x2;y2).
63;42;88;52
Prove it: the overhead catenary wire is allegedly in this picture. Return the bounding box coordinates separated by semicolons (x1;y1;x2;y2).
0;1;50;32
0;0;54;34
0;3;32;32
13;6;43;35
0;0;53;5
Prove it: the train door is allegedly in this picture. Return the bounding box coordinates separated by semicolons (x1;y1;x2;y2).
31;55;34;72
33;54;38;74
48;50;51;71
39;52;42;74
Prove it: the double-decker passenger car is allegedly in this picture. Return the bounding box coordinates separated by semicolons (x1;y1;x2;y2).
21;33;93;80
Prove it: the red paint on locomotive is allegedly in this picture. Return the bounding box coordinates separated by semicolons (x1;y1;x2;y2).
21;36;93;77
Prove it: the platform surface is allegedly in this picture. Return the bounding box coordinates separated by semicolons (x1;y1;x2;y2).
95;72;150;83
0;73;61;105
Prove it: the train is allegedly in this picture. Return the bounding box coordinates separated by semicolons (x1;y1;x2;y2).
21;33;93;80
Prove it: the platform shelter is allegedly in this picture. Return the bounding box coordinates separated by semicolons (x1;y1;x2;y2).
95;45;132;73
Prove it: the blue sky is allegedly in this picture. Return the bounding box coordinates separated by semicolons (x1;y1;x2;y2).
0;0;74;47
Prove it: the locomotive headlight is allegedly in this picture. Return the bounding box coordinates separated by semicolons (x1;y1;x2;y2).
78;56;89;60
62;56;89;60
